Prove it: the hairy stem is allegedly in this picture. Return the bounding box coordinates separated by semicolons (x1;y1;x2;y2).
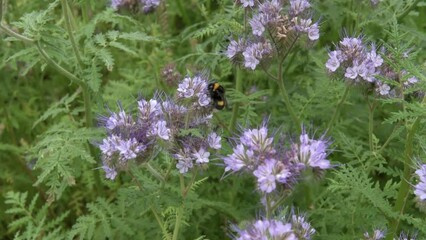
386;92;425;239
277;37;301;132
326;85;350;133
368;100;376;152
151;207;171;240
386;118;421;239
0;0;6;22
229;68;243;131
145;162;165;183
172;206;184;240
61;0;84;69
277;72;300;131
173;175;186;240
0;23;34;43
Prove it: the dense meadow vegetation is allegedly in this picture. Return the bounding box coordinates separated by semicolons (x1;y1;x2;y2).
1;0;426;239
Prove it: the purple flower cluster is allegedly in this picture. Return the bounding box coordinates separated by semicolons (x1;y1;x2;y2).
98;73;222;179
98;100;170;180
174;132;222;173
110;0;161;13
364;229;385;240
233;214;315;240
177;75;211;109
223;123;331;193
414;164;426;201
326;36;419;97
364;229;418;240
227;0;320;70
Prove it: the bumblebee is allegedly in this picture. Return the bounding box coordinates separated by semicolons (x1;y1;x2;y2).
208;82;226;110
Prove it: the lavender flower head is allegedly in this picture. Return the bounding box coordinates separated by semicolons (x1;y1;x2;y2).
223;123;332;193
233;219;296;240
291;214;316;239
227;0;320;70
177;75;211;109
364;229;385;240
141;0;161;13
242;40;273;70
223;124;293;193
233;214;315;240
414;164;426;201
326;35;420;98
288;129;332;171
170;74;223;174
110;0;161;14
239;0;255;8
111;0;125;9
98;100;171;179
97;72;222;178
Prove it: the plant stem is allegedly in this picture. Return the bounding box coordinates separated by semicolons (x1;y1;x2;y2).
0;0;6;22
152;207;171;239
368;100;376;152
145;162;165;183
386;92;425;239
229;67;243;131
35;41;83;84
326;85;350;133
386;117;421;239
36;41;93;128
0;23;34;43
277;72;300;131
61;0;84;69
172;206;184;240
173;175;186;240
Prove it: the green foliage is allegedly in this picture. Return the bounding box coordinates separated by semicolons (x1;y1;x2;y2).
1;0;426;239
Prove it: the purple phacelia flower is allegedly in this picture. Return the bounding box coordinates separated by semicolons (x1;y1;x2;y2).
223;123;332;193
141;0;161;13
152;120;170;140
233;219;295;240
289;0;311;16
177;75;211;108
240;126;275;154
397;232;417;240
240;0;254;8
253;159;291;193
289;130;332;170
367;46;384;67
138;99;162;121
291;214;316;239
364;229;385;240
249;14;267;36
207;132;222;149
295;19;319;41
326;35;422;98
105;110;133;130
243;41;273;70
102;166;118;180
111;0;125;9
175;148;194;174
248;0;282;37
414;164;426;201
224;144;253;172
193;147;210;164
326;50;342;72
226;38;246;60
376;81;391;96
116;137;145;160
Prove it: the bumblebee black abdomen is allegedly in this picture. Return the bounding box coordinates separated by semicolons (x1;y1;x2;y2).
208;82;226;110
